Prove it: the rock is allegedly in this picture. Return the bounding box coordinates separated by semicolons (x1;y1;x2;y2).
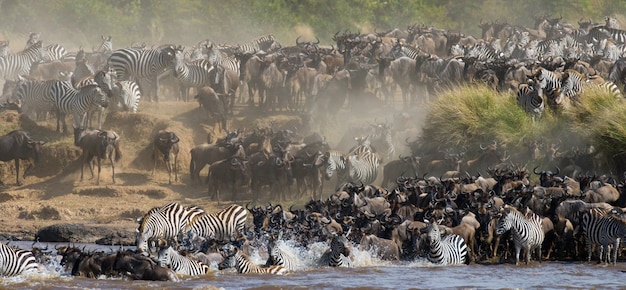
95;231;135;246
35;224;90;242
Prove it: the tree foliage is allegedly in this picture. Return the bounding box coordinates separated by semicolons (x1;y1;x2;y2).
0;0;623;49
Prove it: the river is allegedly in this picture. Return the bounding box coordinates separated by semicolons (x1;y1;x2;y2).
1;241;624;289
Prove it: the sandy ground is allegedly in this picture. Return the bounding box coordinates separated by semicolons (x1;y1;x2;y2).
0;90;425;243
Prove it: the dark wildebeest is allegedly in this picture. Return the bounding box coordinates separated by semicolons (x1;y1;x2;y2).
114;250;180;281
77;128;121;185
152;130;180;184
0;130;45;185
189;142;246;185
381;155;420;188
194;86;227;132
206;156;250;203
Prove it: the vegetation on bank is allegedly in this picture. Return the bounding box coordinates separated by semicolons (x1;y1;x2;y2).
420;85;626;174
0;0;624;48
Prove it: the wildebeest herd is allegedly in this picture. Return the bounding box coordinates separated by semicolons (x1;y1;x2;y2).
2;15;626;280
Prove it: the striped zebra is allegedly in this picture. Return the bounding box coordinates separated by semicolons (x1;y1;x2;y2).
320;234;352;267
157;246;210;276
136;202;206;255
323;150;348;189
0;40;43;81
423;221;468;265
171;46;214;102
0;40;9;58
237;34;280;54
581;207;626;264
96;35;113;54
107;45;177;102
345;149;381;185
11;75;56;121
25;32;40;48
222;245;287;275
496;206;545;265
266;235;298;271
560;69;588;101
111;80;141;113
182;204;248;247
41;43;68;62
0;243;42;276
606;16;621;29
206;43;239;75
516;80;544;121
51;73;111;134
533;67;565;112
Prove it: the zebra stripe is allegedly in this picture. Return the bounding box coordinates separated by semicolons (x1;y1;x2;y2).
183;204;248;245
516;80;544;120
346;150;381;185
97;35;113;54
496;206;544;265
11;76;56;121
560;69;588;100
172;48;214;101
157;246;210;276
41;43;68;62
0;40;9;58
324;150;348;189
321;234;352;267
581;207;626;264
533;68;565;111
112;80;141;113
237;34;280;54
228;246;287;275
424;222;468;265
206;44;239;75
266;238;298;271
0;243;41;276
465;43;501;61
107;46;177;101
0;41;43;81
135;202;206;255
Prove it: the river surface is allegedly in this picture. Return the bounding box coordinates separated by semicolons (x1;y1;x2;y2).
1;241;625;290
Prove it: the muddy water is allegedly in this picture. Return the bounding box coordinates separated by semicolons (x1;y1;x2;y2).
1;241;625;290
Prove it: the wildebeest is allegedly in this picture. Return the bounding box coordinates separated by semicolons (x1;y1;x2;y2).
152;130;180;184
0;130;45;185
76;128;121;185
194;86;227;132
189;142;246;185
206;156;250;203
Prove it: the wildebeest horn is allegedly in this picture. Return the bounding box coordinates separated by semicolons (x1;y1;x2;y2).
554;167;560;175
246;202;252;211
533;166;541;175
296;36;302;45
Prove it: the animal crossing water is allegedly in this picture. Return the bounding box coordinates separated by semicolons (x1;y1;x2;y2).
1;241;624;289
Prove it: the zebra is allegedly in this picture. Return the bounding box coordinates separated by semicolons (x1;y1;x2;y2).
96;35;113;54
236;34;280;54
111;80;141;113
0;40;44;81
0;243;42;276
182;204;248;248
345;149;381;185
50;75;110;134
157;246;211;276
581;207;626;264
533;67;565;112
323;150;348;189
206;43;239;75
136;202;206;255
107;45;177;102
0;40;9;58
266;233;298;271
560;69;588;101
319;234;352;267
516;79;544;121
606;16;621;29
495;205;545;265
171;46;214;102
221;244;287;275
423;221;468;265
11;75;57;121
25;32;40;49
40;43;68;62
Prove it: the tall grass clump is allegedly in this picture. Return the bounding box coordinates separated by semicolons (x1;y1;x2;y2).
421;85;560;153
419;83;626;174
565;86;626;173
